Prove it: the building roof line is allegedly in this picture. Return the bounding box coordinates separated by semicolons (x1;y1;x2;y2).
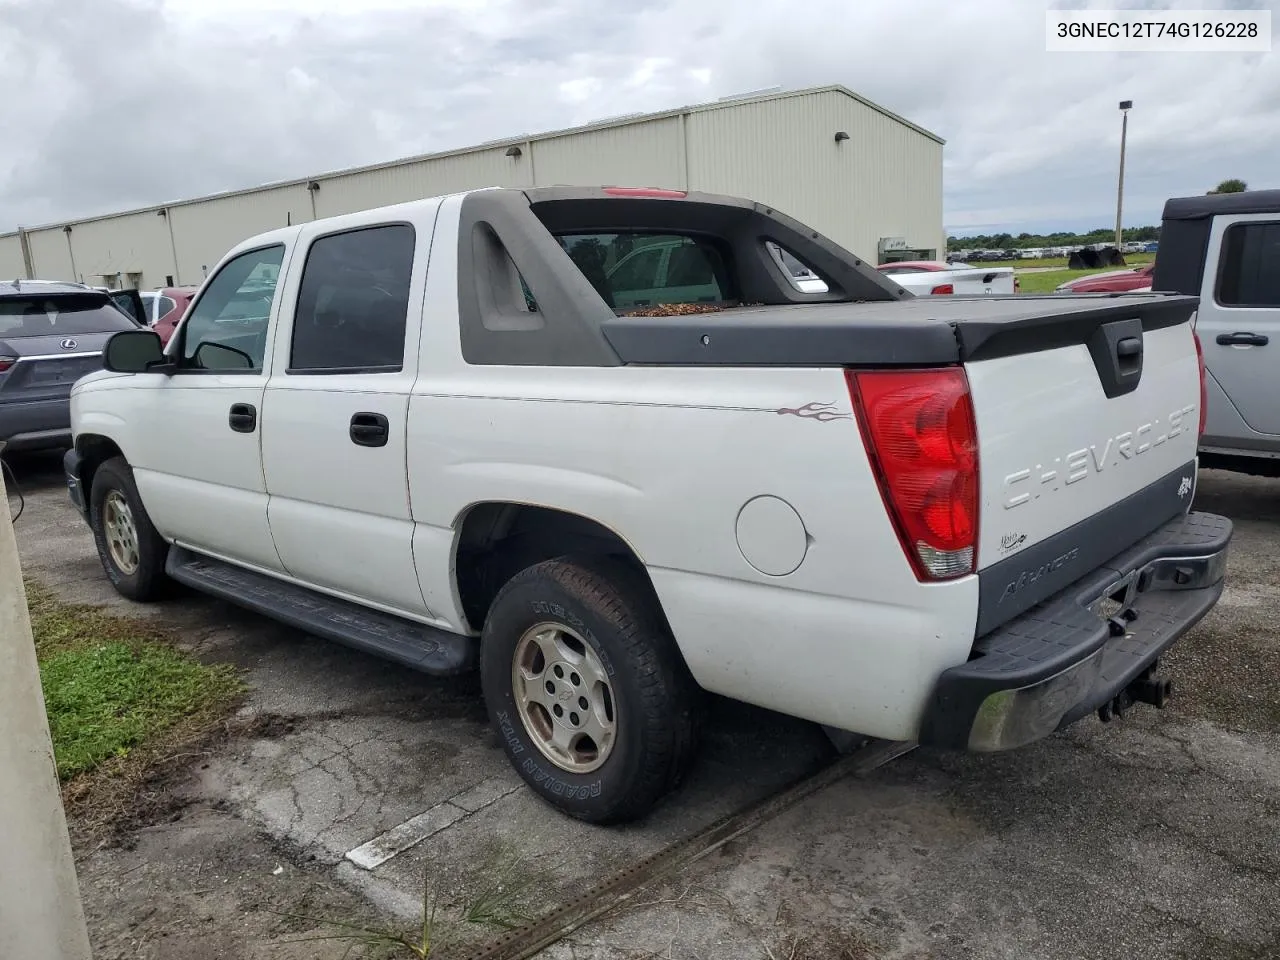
2;83;943;237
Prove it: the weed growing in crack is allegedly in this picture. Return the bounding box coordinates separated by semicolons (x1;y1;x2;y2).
275;869;442;958
461;852;541;930
274;844;546;958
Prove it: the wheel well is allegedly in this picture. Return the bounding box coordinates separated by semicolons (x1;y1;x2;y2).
454;503;658;632
75;434;124;498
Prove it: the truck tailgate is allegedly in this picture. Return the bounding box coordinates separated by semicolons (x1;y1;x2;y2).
958;297;1202;632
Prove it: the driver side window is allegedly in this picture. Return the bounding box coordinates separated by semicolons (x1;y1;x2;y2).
179;245;285;371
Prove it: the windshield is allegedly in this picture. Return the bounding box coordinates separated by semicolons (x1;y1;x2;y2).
0;294;140;337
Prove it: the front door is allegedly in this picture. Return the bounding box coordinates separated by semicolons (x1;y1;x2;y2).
1197;214;1280;438
125;243;292;573
261;218;435;619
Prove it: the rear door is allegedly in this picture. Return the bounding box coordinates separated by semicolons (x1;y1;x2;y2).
107;289;148;327
261;212;436;618
1195;214;1280;437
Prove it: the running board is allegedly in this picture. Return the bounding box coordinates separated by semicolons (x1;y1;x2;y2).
165;546;478;676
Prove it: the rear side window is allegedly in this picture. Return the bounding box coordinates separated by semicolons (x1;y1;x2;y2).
158;296;177;319
1217;222;1280;307
556;233;729;311
766;241;830;293
291;224;415;373
0;294;138;337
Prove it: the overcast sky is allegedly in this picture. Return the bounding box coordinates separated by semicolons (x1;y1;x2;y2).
1;0;1275;237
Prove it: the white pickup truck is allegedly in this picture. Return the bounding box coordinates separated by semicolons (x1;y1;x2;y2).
65;187;1231;824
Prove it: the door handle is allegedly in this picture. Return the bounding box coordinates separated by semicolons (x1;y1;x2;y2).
349;412;390;448
1216;332;1269;347
228;403;257;433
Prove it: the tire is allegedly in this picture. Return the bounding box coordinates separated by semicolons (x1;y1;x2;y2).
481;556;702;824
89;456;170;601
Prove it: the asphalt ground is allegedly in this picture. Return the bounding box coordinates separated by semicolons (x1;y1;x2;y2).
8;453;1278;960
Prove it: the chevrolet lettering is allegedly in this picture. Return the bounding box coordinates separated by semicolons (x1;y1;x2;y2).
1002;403;1199;510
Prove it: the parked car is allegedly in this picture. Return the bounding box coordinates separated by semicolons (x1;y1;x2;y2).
66;186;1229;824
877;260;1017;295
1;281;144;452
580;236;725;308
1055;262;1155;294
149;286;199;345
1150;189;1280;476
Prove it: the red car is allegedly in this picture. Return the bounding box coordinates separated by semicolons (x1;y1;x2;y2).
151;286;198;346
1056;262;1155;294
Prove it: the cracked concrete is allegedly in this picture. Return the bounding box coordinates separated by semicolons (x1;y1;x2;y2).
9;452;1280;960
535;470;1280;960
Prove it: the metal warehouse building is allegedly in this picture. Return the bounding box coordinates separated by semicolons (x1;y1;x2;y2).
0;85;943;288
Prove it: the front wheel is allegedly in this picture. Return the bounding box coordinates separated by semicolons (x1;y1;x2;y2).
481;557;702;824
89;456;170;601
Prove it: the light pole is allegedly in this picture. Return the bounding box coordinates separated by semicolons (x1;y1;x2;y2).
1115;99;1132;250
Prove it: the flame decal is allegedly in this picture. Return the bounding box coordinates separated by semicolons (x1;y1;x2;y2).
775;401;851;422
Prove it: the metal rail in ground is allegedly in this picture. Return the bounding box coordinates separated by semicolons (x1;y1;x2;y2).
457;738;917;960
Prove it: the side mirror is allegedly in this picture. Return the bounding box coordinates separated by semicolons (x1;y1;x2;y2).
103;330;166;373
192;341;254;370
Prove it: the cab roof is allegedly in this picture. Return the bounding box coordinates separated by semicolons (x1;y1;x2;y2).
1162;189;1280;221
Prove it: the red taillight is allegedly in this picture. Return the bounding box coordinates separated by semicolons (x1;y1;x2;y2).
848;368;980;581
930;283;954;295
1193;328;1207;437
602;187;687;198
0;356;16;373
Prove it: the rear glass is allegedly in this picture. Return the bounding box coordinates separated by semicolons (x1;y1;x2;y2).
0;294;139;337
555;233;730;311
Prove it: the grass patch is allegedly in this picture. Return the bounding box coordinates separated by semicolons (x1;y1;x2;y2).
41;642;240;779
26;580;244;830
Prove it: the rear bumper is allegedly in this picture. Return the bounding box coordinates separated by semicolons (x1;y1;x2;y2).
0;398;72;452
919;511;1232;752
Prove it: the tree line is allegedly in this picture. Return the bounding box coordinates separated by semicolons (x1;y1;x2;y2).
947;225;1159;251
949;180;1249;251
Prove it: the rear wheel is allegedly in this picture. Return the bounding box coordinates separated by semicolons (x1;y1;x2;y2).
90;456;170;601
481;556;701;824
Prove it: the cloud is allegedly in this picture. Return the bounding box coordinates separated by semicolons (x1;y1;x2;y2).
0;0;1276;235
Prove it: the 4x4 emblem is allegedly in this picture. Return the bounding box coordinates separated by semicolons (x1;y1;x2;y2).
60;338;78;350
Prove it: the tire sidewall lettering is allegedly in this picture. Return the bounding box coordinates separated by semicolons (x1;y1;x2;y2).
528;599;617;678
519;755;601;799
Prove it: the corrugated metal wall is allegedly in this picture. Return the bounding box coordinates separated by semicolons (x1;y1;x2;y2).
532;117;684;191
685;90;943;260
168;183;312;283
11;89;943;287
27;228;74;280
56;210;176;286
315;146;522;219
0;234;25;279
